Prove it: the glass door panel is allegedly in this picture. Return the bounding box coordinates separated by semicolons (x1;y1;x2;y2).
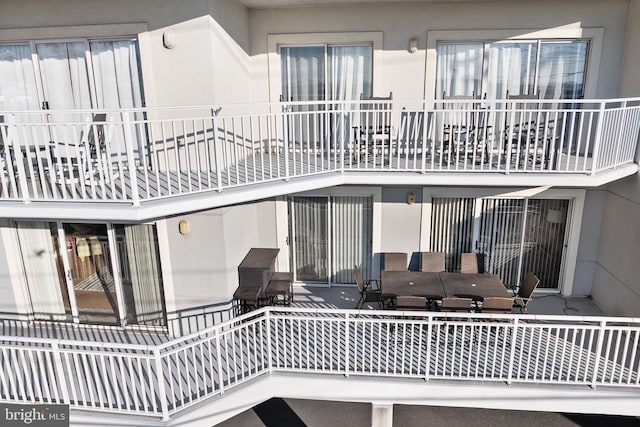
430;197;476;271
15;221;70;321
0;44;41;111
331;195;373;284
63;223;119;325
289;196;329;283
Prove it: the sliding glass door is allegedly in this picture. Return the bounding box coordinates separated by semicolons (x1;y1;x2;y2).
15;221;165;327
431;196;570;290
289;195;373;285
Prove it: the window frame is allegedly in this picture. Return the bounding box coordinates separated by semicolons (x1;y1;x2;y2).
425;28;604;100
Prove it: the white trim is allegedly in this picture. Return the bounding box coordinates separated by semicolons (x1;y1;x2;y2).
267;32;385;103
0;23;148;42
154;219;177;322
425;27;604;99
274;196;290;272
422;186;585;294
0;221;33;321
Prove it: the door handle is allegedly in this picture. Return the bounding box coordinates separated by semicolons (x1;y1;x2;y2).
42;101;50;110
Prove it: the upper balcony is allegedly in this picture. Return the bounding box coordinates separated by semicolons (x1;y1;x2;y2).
1;97;639;221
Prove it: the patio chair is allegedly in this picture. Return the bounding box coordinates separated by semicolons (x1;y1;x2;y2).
395;295;428;312
480;297;514;314
354;265;383;309
438;297;474;313
382;252;408;271
503;91;548;166
512;272;540;313
420;251;445;272
354;92;392;162
460;252;484;274
441;92;476;159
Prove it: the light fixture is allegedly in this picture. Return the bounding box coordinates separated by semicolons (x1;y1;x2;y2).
546;208;564;224
179;219;190;235
163;29;176;49
408;38;418;54
407;192;416;205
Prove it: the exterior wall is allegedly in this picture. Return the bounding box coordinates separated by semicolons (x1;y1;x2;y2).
0;0;251;107
0;220;21;319
380;187;424;270
573;188;607;296
249;0;628;102
592;0;640;316
160;199;278;311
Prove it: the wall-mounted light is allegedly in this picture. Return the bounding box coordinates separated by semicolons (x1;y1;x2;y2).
408;38;418;54
178;219;190;235
163;29;176;49
407;192;416;205
546;208;565;224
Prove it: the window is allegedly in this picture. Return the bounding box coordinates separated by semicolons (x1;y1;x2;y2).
15;221;165;327
436;39;588;99
280;44;373;102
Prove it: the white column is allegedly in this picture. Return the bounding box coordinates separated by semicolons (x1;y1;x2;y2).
371;403;393;427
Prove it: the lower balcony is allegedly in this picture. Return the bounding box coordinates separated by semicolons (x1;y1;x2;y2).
1;98;638;220
1;291;638;425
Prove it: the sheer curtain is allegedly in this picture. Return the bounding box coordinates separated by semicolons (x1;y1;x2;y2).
16;222;66;321
123;224;165;326
0;44;40;111
486;42;537;99
91;40;145;156
331;196;373;284
281;46;325;102
537;41;588;99
435;43;483;98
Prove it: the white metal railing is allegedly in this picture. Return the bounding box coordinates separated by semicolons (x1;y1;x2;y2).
0;98;639;205
0;307;638;420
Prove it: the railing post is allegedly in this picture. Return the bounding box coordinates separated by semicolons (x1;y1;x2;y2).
614;100;627;166
122;111;140;206
215;327;225;394
50;342;70;404
340;102;346;175
282;105;290;182
211;107;224;193
6;115;31;203
590;101;606;176
344;312;350;377
154;347;170;421
505;101;516;175
266;309;273;374
590;320;608;389
424;314;432;381
421;102;429;173
506;318;519;385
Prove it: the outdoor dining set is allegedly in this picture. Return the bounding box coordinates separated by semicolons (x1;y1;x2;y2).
355;252;540;314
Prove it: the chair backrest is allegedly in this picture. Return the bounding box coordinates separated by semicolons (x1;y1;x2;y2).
383;252;408;271
460;252;484;274
518;272;540;299
440;297;473;312
442;92;476;127
506;91;542;131
353;265;365;292
420;252;445;272
360;92;392;136
396;295;427;310
85;113;107;157
481;297;514;314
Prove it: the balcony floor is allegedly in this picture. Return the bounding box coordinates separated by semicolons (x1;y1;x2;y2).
291;284;606;316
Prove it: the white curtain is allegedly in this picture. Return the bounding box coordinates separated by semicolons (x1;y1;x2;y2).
331;196;373;284
124;224;165;326
16;222;66;321
90;40;145;157
537;41;588;99
435;43;483;98
281;46;325;102
0;44;40;112
486;42;537;99
328;45;371;101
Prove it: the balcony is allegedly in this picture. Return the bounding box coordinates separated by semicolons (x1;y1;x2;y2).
1;305;639;424
1;98;639;220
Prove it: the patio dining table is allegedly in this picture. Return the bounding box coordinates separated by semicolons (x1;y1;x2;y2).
439;272;511;300
381;271;445;300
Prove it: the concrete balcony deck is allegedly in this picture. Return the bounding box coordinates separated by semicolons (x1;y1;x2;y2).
1;98;638;220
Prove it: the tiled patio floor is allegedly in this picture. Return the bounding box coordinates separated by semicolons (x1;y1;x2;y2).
291;284;606;316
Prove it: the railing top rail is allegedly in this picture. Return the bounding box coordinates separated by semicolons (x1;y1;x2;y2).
1;306;640;353
2;96;640;116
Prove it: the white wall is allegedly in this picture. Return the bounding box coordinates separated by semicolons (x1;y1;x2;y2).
591;0;640;316
0;220;21;319
160;199;278;310
249;0;628;102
